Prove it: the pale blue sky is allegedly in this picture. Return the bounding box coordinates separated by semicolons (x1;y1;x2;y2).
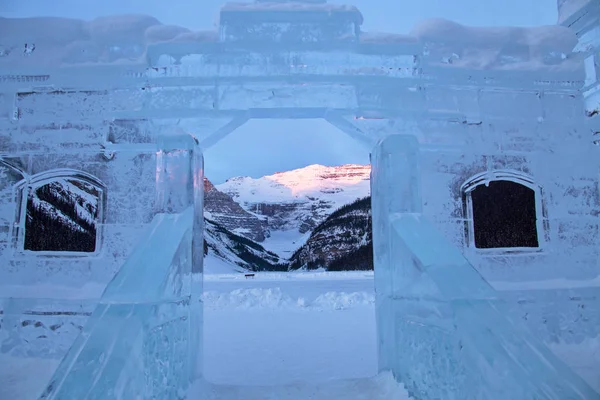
0;0;557;33
2;0;558;32
2;0;560;183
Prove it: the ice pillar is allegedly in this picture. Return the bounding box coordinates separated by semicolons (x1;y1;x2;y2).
371;134;598;399
370;134;421;373
155;133;205;381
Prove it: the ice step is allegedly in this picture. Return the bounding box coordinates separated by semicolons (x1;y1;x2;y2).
191;373;411;400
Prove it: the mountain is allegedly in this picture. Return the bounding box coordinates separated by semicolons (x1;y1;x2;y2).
204;218;286;273
204;177;269;242
203;164;372;273
25;179;99;252
288;196;373;271
216;164;370;240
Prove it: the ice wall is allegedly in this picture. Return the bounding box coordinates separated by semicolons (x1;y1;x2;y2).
219;2;362;44
371;135;599;399
0;134;204;399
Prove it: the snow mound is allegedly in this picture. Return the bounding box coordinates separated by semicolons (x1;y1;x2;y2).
144;24;190;43
203;288;300;310
202;288;374;310
312;291;375;310
411;18;582;72
203;271;374;280
0;14;192;68
87;14;160;44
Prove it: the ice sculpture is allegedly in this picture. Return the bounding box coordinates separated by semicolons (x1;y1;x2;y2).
0;0;599;398
371;135;600;399
0;134;203;399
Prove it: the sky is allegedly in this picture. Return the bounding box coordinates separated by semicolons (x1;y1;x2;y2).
2;0;560;183
2;0;558;32
204;119;371;183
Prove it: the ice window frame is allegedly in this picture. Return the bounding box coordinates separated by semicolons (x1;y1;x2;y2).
12;169;107;258
461;170;547;254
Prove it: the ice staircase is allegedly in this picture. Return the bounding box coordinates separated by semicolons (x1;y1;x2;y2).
194;374;408;400
37;208;200;399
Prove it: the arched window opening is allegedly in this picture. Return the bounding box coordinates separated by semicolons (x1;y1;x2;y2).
462;171;543;251
471;181;538;249
18;170;106;254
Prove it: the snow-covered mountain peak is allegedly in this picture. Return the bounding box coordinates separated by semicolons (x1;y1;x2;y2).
218;164;370;204
215;164;371;252
266;164;370;196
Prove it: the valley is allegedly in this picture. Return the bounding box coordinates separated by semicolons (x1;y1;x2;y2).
203;164;372;273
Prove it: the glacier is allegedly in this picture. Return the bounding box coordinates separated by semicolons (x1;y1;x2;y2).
1;0;600;398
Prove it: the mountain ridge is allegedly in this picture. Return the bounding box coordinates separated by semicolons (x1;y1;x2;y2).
216;163;370;239
288;196;373;271
204;164;372;273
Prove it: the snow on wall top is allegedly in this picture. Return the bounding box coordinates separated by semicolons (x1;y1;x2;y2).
557;0;591;24
0;15;199;68
221;2;362;14
411;18;582;72
0;13;582;73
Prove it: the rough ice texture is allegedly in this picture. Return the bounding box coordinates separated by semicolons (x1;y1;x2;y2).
372;136;600;399
0;129;203;397
39;209;197;399
383;214;597;399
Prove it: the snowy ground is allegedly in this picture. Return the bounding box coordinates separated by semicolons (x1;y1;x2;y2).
202;272;378;385
0;356;59;400
195;271;411;399
0;271;411;400
3;272;600;399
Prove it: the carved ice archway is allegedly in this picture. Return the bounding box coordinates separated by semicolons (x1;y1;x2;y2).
460;170;547;253
189;109;384;151
13;168;108;256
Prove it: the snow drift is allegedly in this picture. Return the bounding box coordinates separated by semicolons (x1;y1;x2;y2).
411;18;582;72
202;287;375;311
